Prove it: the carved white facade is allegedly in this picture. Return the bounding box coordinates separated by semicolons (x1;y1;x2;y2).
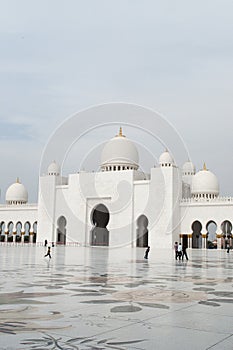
0;128;232;249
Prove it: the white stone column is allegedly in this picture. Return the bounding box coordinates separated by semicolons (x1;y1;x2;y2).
216;232;222;250
188;234;192;248
29;232;34;243
13;224;16;243
179;233;182;244
21;232;25;243
5;230;8;242
202;233;207;249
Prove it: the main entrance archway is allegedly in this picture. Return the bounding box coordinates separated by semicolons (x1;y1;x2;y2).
90;204;110;246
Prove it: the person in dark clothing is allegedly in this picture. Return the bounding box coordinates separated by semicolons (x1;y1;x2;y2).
182;245;188;260
144;246;150;259
44;246;51;259
44;239;48;247
174;242;178;260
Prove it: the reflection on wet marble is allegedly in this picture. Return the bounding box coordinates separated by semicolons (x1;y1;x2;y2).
0;246;233;349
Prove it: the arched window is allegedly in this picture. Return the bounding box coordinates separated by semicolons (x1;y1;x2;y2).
57;216;67;244
136;215;149;247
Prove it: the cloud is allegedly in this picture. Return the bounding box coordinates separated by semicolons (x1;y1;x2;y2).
0;0;233;199
0;121;34;141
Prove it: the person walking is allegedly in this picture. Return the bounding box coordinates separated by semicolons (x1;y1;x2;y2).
44;246;52;259
174;242;178;260
177;243;182;260
144;246;150;259
182;245;189;260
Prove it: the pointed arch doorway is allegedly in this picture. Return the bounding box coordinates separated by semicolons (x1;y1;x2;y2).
90;204;110;246
57;216;67;244
136;215;149;247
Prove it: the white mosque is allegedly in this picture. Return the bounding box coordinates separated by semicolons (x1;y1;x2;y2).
0;127;233;249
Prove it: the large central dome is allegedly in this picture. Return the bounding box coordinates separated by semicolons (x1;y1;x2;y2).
100;128;139;171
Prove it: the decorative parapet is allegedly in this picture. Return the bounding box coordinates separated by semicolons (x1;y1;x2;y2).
180;197;233;204
0;203;38;208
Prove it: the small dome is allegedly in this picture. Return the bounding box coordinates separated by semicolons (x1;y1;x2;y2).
100;128;139;171
191;164;219;197
159;150;174;166
48;161;60;176
182;161;195;175
6;179;28;204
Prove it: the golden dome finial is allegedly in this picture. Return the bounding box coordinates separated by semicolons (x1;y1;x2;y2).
16;177;20;183
116;126;125;137
203;162;207;171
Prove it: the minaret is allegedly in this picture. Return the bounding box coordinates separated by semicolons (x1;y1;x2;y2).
182;160;196;198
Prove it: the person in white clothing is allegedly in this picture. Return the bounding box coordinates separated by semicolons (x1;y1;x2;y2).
177;243;182;260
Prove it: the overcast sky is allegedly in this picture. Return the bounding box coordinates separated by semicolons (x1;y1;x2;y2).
0;0;233;202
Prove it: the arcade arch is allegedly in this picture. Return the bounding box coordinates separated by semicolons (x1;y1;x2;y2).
192;220;202;248
206;221;217;248
16;222;22;242
221;220;232;248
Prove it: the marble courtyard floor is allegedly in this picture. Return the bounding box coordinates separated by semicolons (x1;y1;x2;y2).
0;246;233;350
